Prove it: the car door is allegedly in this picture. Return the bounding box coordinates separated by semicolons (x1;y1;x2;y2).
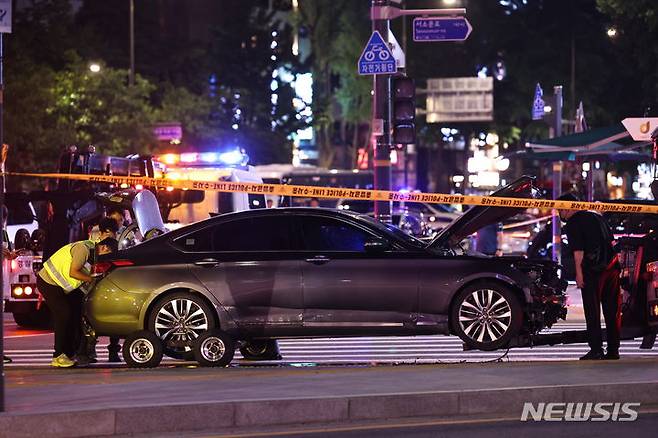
297;214;420;334
180;213;303;335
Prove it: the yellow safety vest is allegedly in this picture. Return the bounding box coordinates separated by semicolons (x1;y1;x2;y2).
43;240;95;292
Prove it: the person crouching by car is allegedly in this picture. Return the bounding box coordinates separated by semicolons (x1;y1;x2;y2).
558;193;621;360
37;218;118;368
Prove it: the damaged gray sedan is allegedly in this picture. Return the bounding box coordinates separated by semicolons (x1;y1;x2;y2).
86;176;567;364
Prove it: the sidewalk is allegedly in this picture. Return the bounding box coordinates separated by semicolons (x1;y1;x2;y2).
2;358;658;437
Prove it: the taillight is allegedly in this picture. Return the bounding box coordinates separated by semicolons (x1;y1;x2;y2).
93;260;134;276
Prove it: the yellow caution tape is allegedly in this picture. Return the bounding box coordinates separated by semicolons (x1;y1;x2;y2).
4;172;658;214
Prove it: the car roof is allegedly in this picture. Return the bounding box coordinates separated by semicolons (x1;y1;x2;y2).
176;207;364;232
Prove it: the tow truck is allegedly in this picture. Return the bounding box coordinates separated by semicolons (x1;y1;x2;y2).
4;146;264;327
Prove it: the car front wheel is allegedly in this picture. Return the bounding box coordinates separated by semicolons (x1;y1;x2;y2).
147;292;216;360
451;283;522;351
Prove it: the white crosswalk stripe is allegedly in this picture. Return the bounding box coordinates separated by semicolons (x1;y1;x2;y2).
4;322;658;367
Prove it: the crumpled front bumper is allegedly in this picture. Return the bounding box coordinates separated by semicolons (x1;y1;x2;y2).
526;277;569;333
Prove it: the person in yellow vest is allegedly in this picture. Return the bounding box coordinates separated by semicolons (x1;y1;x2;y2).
36;218;118;367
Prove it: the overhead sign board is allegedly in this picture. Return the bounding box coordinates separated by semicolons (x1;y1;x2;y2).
358;31;397;76
531;83;545;121
622;117;658;142
413;17;472;42
153;123;183;141
0;0;12;33
426;77;493;123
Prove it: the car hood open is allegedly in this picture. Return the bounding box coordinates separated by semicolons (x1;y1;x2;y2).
427;176;541;250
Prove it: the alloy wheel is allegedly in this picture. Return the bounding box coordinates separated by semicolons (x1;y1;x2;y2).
154;298;209;353
458;289;512;344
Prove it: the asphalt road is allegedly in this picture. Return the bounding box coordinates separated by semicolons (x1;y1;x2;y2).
4;312;658;367
112;412;658;437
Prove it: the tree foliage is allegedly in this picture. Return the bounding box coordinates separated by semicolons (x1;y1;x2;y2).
596;0;658;111
207;3;307;164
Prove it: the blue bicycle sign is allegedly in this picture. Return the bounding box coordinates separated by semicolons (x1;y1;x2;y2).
358;31;396;76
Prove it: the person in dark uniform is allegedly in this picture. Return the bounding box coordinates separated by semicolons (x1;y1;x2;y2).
558;193;621;360
476;222;504;256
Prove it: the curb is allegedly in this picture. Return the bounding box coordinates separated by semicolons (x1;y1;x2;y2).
2;381;658;437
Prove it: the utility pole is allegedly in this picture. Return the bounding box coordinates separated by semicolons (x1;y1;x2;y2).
0;0;12;411
551;85;563;264
129;0;135;86
0;32;5;414
365;2;468;222
371;0;392;223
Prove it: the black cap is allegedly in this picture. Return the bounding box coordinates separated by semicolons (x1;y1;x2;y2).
557;192;580;202
97;237;118;253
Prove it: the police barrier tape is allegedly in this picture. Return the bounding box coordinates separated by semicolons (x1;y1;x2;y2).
5;171;658;214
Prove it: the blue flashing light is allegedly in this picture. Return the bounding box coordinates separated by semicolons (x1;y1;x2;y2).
219;150;247;166
201;152;218;163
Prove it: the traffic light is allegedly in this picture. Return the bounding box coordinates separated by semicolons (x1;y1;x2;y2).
391;76;416;145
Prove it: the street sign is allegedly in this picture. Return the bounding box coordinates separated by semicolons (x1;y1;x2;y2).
0;0;11;34
153;123;183;141
387;31;405;69
531;83;545;121
425;77;493;123
412;17;472;42
622;118;658;141
358;31;396;76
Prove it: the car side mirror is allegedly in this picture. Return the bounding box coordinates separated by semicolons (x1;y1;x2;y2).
364;238;391;253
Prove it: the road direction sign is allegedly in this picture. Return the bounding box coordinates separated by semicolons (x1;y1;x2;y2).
531;83;545;121
413;17;472;42
622;117;658;141
0;0;11;33
358;31;397;76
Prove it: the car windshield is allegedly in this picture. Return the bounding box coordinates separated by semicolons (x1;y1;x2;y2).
357;214;426;249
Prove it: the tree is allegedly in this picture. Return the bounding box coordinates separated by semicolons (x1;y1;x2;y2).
296;0;355;167
48;62;157;155
207;2;308;164
4;59;157;180
155;85;224;149
596;0;658;113
331;2;372;168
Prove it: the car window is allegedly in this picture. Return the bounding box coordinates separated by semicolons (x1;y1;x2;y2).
175;215;292;252
300;216;371;252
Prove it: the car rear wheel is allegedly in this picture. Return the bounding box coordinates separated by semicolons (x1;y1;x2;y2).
451;283;522;351
147;292;216;360
239;340;282;361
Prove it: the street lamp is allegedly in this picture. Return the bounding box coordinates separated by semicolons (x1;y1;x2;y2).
89;63;102;73
607;27;618;38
